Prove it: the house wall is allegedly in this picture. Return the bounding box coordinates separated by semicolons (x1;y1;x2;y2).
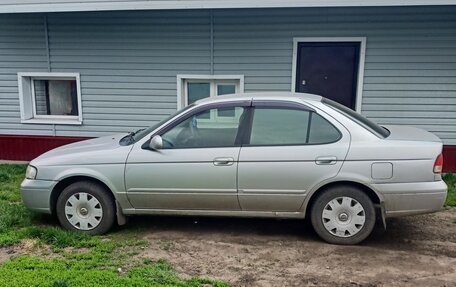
0;6;455;155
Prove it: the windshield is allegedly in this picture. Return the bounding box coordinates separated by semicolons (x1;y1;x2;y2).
322;98;390;138
131;104;196;142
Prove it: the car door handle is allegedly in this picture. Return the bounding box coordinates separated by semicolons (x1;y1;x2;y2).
315;156;337;165
213;157;234;166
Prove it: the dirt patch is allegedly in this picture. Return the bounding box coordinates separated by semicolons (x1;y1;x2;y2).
133;208;456;287
0;239;56;264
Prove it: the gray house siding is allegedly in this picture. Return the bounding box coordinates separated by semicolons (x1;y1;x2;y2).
0;6;455;144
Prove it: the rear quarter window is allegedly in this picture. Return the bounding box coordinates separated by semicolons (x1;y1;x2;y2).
308;113;341;144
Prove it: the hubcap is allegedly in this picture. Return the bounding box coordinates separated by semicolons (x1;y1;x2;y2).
64;192;103;231
79;207;88;216
321;196;366;238
338;212;349;222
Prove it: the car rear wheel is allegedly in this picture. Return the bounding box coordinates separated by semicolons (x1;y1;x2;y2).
310;185;375;245
56;181;115;235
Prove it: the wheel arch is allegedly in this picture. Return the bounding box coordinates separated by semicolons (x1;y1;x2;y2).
303;180;383;219
50;175;117;215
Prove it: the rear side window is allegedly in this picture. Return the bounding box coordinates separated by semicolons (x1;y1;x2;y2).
248;108;340;146
250;108;310;145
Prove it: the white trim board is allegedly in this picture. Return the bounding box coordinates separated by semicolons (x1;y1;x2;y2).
17;72;83;125
1;0;455;14
291;37;367;113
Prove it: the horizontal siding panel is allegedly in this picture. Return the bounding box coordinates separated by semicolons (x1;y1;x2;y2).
366;117;456;125
364;111;455;118
81;75;175;83
50;62;210;70
80;120;160;127
244;83;291;91
0;129;55;136
80;89;179;96
52;49;209;57
83;113;172;121
82;95;176;103
364;70;456;77
363;97;456;105
364;77;456;84
364;63;456;70
366;48;456;56
50;43;209;50
366;55;456;63
214;63;291;70
83;107;175;115
82;101;176;109
0;62;48;68
364;84;456;91
363;91;456;98
362;104;456;111
50;56;211;64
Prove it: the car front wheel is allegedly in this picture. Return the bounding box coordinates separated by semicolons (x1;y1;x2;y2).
310;185;376;245
56;181;115;235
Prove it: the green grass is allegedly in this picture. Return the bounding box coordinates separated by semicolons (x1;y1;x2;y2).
443;173;456;207
0;164;229;287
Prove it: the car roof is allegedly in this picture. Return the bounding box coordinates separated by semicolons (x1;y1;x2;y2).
194;92;323;105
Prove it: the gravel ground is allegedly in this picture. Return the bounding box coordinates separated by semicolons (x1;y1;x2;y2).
136;208;456;287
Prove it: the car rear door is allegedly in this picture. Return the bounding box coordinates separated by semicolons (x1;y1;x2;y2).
237;100;350;212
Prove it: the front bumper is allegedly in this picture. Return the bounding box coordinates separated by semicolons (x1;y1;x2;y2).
20;178;57;214
372;180;447;217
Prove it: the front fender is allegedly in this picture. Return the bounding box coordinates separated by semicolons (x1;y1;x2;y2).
43;164;133;210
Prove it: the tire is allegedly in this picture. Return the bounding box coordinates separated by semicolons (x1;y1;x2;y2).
56;181;115;235
310;185;376;245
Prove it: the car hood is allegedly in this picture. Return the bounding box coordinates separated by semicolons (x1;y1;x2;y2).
383;125;442;143
31;133;133;166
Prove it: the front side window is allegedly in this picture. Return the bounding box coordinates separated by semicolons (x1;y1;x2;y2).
248;107;340;146
18;73;82;124
161;106;246;149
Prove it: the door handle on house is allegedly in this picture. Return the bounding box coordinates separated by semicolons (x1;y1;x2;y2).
315;156;337;165
213;157;234;166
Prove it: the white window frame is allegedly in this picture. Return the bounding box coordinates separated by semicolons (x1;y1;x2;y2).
18;72;83;125
291;37;367;113
176;74;244;109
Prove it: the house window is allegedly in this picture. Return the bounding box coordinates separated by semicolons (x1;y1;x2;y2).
18;73;82;125
177;75;244;109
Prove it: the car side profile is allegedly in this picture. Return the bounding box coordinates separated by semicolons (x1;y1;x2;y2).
21;92;448;244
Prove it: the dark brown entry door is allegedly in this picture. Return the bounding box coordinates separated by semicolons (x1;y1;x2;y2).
295;42;360;109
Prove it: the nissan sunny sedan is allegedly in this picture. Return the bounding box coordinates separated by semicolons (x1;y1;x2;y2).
21;92;447;244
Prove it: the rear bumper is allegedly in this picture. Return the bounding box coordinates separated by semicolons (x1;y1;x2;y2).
372;180;447;217
20;178;56;214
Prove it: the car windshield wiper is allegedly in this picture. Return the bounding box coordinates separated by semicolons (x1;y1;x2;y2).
120;128;145;145
129;128;145;137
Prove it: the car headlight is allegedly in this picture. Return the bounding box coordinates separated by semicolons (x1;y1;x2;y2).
25;165;37;180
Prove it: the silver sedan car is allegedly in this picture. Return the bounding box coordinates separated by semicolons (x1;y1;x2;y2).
21;92;447;244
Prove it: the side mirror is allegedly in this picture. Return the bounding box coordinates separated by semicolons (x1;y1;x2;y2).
149;135;163;150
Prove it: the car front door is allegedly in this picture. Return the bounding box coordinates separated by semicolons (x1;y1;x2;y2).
125;102;249;210
237;101;350;212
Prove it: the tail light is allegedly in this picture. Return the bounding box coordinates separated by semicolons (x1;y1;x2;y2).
433;154;443;174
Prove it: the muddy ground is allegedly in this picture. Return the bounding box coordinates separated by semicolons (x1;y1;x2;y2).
138;207;456;287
